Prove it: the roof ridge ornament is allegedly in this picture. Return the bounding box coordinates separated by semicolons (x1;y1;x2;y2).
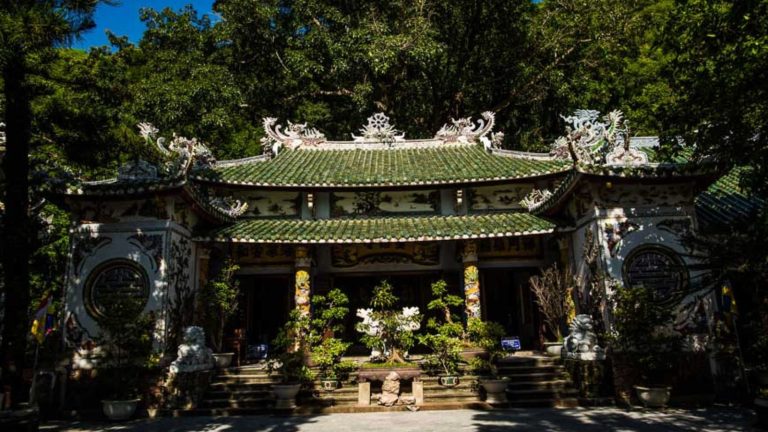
261;117;326;157
352;112;405;144
435;111;496;144
519;188;553;212
137;122;217;175
209;196;249;218
549;110;648;166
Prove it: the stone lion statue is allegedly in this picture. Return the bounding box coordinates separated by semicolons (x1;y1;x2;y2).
169;326;214;373
562;314;605;361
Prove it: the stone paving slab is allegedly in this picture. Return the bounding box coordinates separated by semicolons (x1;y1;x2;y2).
40;406;757;432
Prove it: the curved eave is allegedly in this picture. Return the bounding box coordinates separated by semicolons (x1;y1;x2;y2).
196;213;555;244
52;178;186;198
180;185;237;224
189;170;570;190
531;162;721;217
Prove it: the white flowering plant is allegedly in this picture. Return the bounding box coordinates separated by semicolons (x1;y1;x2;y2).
356;280;421;363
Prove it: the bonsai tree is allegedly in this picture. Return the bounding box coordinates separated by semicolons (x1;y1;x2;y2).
198;260;240;352
610;284;683;387
418;280;464;377
466;318;506;377
355;280;421;364
529;264;577;341
268;310;313;384
309;288;354;380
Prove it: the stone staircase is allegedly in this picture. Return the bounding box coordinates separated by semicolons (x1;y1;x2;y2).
193;354;576;415
495;355;578;407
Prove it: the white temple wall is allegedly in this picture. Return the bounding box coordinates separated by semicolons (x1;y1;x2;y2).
65;218;194;368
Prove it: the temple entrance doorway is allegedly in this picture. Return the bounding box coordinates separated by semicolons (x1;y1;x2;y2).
329;272;461;355
240;275;292;351
481;268;541;350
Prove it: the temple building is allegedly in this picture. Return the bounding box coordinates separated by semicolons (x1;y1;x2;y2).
53;110;755;362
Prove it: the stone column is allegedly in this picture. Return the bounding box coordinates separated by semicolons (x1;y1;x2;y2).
462;240;481;319
294;246;312;317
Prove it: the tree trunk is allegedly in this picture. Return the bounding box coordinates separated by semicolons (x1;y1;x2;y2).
1;51;32;408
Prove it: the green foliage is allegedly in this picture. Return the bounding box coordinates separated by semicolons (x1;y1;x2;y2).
418;280;464;376
466;318;506;377
610;285;683;386
95;296;155;399
198;260;240;352
356;280;421;364
268;310;313;384
309;288;351;379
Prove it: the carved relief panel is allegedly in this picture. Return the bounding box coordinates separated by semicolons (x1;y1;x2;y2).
331;190;440;217
468;184;535;211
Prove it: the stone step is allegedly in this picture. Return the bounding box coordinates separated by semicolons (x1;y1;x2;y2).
506;387;578;399
498;372;565;382
204;389;273;399
199;397;274;409
495;365;564;374
505;380;570;390
211;376;283;385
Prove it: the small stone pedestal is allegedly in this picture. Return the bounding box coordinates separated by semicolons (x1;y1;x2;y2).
358;382;371;406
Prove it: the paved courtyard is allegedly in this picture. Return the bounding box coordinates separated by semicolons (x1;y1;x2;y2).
41;406;757;432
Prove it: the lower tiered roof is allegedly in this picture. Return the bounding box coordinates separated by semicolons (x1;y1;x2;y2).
198;213;555;243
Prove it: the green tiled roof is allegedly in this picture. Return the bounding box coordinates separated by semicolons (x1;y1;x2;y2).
200;213;555;243
192;145;570;188
696;168;763;228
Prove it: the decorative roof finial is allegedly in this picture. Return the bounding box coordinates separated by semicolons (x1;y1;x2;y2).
260;117;326;156
352;113;405;143
435;111;496;143
549;109;648;166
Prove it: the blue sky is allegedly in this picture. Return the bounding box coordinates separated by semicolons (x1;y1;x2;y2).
74;1;216;49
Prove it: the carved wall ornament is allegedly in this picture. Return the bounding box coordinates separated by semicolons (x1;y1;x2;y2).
352;113;405;143
435;111;496;143
72;235;112;274
623;246;688;301
127;233;164;271
549;109;648;166
260;117;326;156
84;259;150;322
603;219;640;257
519;188;553;211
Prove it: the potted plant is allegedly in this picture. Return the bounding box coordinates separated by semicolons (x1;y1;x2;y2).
529;265;577;356
96;297;155;421
610;284;683;408
356;280;421;366
418;280;463;386
308;289;353;391
467;318;508;403
199;260;240;368
268;310;312;409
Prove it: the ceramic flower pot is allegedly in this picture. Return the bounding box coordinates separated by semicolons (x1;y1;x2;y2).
212;352;234;368
634;385;671;408
480;378;508;403
101;399;140;421
544;342;563;357
321;379;338;392
439;376;459;387
272;383;301;409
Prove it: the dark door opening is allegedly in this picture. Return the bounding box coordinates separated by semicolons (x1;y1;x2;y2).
481;268;541;350
241;275;292;349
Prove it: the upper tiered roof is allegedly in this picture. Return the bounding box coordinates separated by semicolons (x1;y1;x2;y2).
192;145;569;188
